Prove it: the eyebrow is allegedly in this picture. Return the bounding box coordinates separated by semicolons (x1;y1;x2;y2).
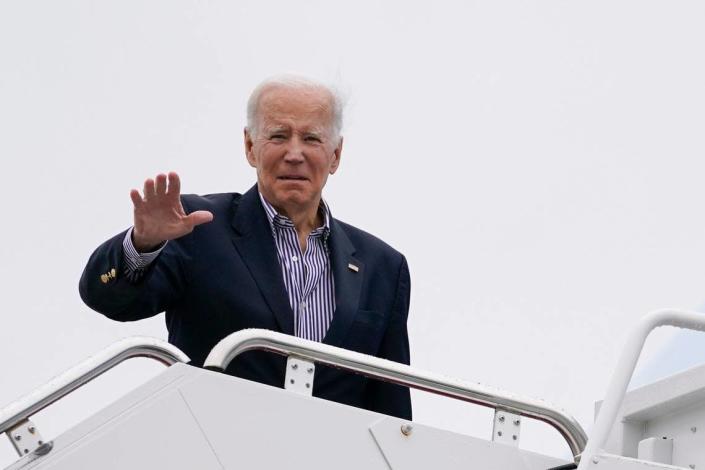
263;125;329;139
303;130;323;137
265;126;289;134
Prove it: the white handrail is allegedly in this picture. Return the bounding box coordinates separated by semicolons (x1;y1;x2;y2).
204;328;588;460
578;309;705;469
0;337;189;435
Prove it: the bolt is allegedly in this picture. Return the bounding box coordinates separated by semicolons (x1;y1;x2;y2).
305;383;310;388
400;424;413;436
289;379;295;384
28;426;35;434
38;440;43;445
498;431;503;437
513;419;520;426
498;415;505;423
14;435;21;442
691;426;697;433
307;367;314;374
689;465;695;469
23;449;28;455
291;363;298;370
512;435;517;440
592;457;599;464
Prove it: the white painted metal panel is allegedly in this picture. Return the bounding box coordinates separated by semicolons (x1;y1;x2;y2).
4;365;198;470
13;390;223;470
599;361;705;466
3;363;576;470
175;367;390;469
582;453;684;470
369;417;565;470
645;406;705;470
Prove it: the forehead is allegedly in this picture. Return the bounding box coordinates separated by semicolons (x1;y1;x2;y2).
257;86;334;130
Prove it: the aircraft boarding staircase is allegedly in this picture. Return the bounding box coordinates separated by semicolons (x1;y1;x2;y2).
1;309;704;469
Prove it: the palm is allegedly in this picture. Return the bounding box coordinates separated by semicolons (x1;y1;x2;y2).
130;172;213;252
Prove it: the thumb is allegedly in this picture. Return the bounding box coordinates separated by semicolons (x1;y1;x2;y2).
186;210;214;227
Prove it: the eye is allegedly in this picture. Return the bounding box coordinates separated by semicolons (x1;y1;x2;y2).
305;135;322;143
269;133;286;141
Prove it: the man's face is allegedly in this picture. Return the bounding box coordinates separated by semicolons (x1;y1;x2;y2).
245;86;342;215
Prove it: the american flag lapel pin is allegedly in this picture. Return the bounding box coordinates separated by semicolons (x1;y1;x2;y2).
348;263;359;273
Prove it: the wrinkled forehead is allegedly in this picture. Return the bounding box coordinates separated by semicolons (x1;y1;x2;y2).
257;85;335;132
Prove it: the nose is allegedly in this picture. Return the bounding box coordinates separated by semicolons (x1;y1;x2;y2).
283;136;305;163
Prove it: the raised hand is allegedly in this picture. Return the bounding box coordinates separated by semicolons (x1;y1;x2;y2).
130;172;213;252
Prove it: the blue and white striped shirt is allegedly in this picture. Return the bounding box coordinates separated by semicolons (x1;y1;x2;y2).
258;193;336;342
123;193;336;342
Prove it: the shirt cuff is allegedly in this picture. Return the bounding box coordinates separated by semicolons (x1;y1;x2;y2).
123;227;166;275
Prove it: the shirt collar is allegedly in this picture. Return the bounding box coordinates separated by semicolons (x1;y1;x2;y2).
258;192;331;238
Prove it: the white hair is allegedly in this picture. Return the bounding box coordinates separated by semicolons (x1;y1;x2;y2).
246;74;344;140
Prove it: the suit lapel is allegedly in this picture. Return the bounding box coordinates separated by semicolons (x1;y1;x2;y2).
323;219;364;347
230;185;295;335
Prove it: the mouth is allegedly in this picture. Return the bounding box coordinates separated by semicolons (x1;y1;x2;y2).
278;175;309;181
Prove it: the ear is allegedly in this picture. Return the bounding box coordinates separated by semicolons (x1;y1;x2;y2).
329;136;343;175
244;127;257;168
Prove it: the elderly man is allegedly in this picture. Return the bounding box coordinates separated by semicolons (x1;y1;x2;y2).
79;76;412;419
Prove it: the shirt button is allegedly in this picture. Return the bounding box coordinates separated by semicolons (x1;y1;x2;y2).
300;301;307;309
292;255;298;262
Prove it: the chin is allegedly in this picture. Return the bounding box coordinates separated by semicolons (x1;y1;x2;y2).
273;190;313;208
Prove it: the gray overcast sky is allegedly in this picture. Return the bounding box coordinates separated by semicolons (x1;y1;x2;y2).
2;0;705;462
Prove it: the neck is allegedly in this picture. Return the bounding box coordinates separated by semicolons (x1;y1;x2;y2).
280;202;321;234
269;197;323;253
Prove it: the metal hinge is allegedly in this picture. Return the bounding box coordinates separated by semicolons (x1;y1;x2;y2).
284;357;315;396
492;409;521;447
6;419;52;457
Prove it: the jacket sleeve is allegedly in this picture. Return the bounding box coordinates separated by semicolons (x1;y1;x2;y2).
363;255;412;420
78;228;191;322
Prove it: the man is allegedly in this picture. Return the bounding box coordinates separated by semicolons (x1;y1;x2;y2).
79;76;412;419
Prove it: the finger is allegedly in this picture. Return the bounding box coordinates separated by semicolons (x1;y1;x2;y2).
155;173;167;196
167;171;181;200
143;178;156;201
186;210;214;227
129;189;144;209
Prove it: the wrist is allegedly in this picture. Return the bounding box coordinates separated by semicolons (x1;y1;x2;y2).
131;230;163;253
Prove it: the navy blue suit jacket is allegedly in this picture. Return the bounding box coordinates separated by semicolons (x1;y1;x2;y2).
79;185;412;419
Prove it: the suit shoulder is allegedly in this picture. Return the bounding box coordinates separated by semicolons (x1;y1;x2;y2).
181;192;242;214
335;219;405;263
